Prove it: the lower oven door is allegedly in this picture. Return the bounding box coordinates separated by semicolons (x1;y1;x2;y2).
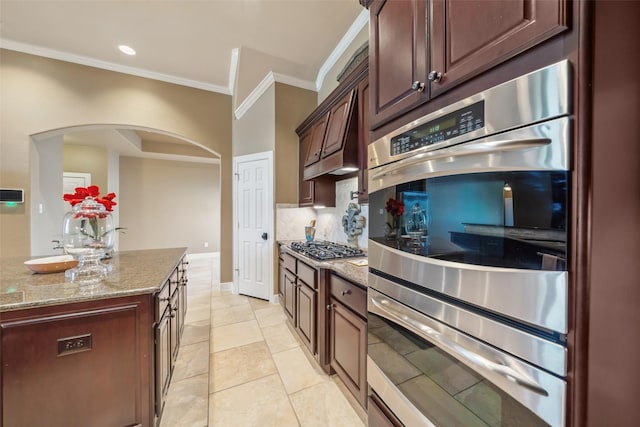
367;286;566;427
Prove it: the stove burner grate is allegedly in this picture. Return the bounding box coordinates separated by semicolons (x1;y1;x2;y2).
289;241;365;261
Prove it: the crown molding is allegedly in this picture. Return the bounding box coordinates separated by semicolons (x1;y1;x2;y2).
0;39;231;95
228;48;240;95
234;9;369;120
315;9;369;91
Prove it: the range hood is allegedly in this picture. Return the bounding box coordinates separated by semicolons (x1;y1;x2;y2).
302;88;359;180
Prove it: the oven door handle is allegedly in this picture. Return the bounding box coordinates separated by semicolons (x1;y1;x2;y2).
370;137;550;182
369;291;550;397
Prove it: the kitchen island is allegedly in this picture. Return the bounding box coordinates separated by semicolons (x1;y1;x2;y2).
0;248;188;427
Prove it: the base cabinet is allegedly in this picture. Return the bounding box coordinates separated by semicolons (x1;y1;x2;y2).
279;250;319;358
283;268;297;324
296;281;317;354
1;296;152;427
327;273;367;408
154;257;188;426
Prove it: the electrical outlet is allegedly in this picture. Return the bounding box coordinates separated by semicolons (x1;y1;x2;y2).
204;242;209;248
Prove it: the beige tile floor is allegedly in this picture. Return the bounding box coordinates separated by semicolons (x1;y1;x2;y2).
159;257;367;427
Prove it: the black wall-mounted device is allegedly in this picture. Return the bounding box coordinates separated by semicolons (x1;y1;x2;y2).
0;189;25;204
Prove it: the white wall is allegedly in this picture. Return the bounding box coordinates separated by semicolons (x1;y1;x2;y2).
30;136;65;256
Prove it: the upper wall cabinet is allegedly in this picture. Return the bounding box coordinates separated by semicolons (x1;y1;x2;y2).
368;0;568;129
321;90;357;158
299;127;336;208
370;0;428;130
304;115;330;167
429;0;568;98
296;56;368;206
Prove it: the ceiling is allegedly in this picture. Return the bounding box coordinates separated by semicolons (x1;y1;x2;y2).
0;0;365;94
1;1;365;162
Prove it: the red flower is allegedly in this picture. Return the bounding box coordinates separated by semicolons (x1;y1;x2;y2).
385;198;404;217
63;185;118;212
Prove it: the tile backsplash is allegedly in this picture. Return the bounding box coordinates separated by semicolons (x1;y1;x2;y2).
276;177;368;249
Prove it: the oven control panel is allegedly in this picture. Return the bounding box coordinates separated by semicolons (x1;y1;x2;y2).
390;101;485;156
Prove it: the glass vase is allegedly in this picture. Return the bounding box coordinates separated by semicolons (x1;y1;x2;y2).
62;197;115;284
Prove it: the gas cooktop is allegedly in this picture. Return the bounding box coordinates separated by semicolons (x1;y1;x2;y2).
289;241;365;261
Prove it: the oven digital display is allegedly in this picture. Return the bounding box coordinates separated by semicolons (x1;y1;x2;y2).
391;101;485;156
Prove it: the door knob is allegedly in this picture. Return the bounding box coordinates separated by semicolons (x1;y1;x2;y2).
411;81;425;92
428;70;443;83
261;232;268;240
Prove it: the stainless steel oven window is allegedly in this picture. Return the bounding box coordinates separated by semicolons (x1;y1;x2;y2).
367;286;566;427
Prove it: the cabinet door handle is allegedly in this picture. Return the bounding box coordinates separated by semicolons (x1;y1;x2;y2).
411;80;425;92
341;290;352;296
428;70;443;83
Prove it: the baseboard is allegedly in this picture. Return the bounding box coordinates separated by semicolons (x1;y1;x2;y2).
186;252;219;261
211;282;233;291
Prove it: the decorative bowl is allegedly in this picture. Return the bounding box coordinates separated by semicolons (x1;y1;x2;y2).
24;255;79;274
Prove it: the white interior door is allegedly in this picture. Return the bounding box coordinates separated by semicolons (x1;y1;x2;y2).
63;172;91;194
234;152;273;301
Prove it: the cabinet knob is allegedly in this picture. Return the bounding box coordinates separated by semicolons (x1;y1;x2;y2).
411;81;425;92
326;304;335;311
341;290;351;296
428;70;443;83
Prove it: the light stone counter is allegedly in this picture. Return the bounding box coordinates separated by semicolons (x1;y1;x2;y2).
0;247;187;312
279;242;368;288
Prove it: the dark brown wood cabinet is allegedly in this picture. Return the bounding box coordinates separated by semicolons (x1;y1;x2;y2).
368;0;567;129
320;89;356;158
356;78;370;203
429;0;568;97
370;0;428;128
283;271;297;324
327;273;367;407
154;258;188;426
279;251;318;356
296;279;317;354
1;295;153;427
281;253;297;324
303;115;329;167
298;127;336;208
296;54;368;207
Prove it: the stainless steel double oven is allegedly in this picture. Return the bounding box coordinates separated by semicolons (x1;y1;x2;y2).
367;61;571;427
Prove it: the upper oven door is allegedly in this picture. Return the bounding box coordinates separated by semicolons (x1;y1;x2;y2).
367;116;570;335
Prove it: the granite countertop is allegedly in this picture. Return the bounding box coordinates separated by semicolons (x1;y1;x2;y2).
279;242;368;288
0;247;187;312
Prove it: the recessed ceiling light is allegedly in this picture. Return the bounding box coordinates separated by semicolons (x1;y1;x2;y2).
118;45;136;56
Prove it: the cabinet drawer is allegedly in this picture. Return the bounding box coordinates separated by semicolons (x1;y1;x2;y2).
168;268;180;295
283;252;296;273
297;261;317;289
155;281;171;321
330;274;366;318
